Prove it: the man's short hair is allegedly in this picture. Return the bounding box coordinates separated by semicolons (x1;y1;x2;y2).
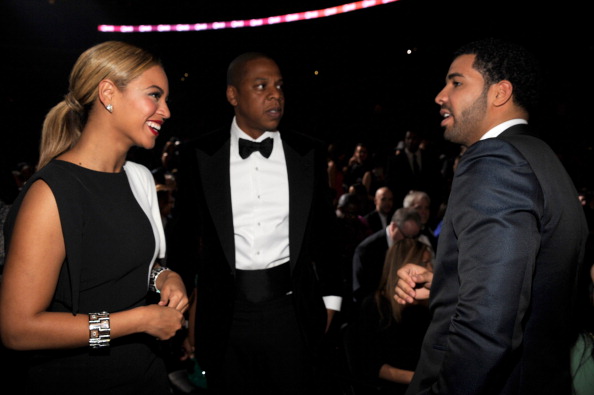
403;190;430;208
391;207;421;229
454;38;541;114
227;52;274;87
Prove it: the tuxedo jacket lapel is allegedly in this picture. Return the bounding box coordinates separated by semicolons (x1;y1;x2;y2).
196;136;236;269
283;138;314;271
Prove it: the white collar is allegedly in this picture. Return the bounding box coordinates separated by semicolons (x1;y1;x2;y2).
230;116;277;143
480;119;527;140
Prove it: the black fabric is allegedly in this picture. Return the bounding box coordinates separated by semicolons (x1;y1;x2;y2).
209;294;314;395
412;155;420;175
238;137;273;159
3;160;169;393
235;261;291;303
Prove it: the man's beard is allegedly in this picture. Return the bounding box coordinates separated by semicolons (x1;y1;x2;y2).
444;89;488;146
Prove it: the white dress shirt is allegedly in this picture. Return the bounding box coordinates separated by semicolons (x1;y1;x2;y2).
379;212;388;230
229;118;341;310
230;117;289;270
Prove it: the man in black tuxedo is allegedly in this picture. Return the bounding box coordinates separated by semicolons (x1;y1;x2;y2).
175;52;342;394
395;38;589;394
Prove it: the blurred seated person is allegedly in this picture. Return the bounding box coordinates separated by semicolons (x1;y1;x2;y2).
156;184;175;228
327;142;348;203
351;238;433;394
336;193;373;261
363;152;388;198
385;130;443;212
335;193;372;320
364;186;394;233
349;182;374;216
353;207;423;305
344;143;373;193
12;161;35;191
403;190;437;251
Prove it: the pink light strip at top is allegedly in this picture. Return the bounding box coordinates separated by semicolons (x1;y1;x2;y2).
98;0;399;33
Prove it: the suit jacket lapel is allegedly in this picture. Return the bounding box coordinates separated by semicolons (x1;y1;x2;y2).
283;138;314;271
196;135;236;269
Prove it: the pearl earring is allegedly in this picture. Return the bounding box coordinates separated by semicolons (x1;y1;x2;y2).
106;104;113;113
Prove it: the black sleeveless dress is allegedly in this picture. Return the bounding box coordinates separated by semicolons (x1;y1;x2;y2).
4;160;170;394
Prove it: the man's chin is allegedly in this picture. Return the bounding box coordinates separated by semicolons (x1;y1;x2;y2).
264;122;281;132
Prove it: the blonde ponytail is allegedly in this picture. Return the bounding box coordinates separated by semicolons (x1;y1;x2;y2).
37;94;85;170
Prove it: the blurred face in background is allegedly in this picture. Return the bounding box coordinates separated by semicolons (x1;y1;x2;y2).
354;144;368;163
375;187;393;216
411;196;430;225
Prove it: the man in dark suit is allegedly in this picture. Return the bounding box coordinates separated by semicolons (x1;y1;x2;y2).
395;38;589;394
352;207;421;305
385;129;444;213
364;186;394;233
402;190;438;252
175;53;342;394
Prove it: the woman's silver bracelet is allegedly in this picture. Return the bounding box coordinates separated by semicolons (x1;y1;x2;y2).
88;311;110;349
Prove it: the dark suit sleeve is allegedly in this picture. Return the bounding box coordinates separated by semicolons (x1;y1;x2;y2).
166;141;203;288
429;139;543;394
309;139;344;303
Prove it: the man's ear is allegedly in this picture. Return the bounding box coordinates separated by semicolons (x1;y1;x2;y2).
493;80;513;107
226;85;238;107
98;79;116;108
389;222;397;237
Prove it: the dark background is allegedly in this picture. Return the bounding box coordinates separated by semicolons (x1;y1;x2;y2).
2;0;593;190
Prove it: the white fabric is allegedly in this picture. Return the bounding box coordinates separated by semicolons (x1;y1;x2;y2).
323;295;341;311
480;118;527;140
230;117;290;270
123;161;166;284
379;212;388;230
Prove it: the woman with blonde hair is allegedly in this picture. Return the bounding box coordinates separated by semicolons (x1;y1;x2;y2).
0;41;188;394
353;238;432;394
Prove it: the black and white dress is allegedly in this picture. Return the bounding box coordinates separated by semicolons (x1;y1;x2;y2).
4;159;169;394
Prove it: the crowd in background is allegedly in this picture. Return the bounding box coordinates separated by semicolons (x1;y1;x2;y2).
2;91;594;394
2;122;594;392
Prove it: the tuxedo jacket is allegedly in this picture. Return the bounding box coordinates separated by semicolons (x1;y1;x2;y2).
175;126;342;373
407;124;589;395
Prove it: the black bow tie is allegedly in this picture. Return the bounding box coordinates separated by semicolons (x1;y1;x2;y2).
238;137;273;159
